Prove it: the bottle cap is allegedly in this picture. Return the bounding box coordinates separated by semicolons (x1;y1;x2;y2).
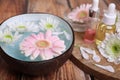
91;0;99;12
103;3;117;25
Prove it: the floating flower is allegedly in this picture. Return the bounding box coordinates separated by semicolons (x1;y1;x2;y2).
98;33;120;64
20;30;66;60
39;16;60;31
67;4;91;23
0;29;22;43
7;21;39;33
52;31;71;40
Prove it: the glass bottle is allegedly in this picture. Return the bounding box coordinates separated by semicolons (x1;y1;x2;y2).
89;0;99;18
95;3;117;45
84;0;99;43
84;27;96;43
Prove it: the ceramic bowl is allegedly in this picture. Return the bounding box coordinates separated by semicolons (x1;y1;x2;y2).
0;13;74;75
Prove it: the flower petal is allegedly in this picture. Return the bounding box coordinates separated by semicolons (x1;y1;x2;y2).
45;49;54;60
24;47;36;57
37;33;44;40
45;30;52;39
30;49;40;60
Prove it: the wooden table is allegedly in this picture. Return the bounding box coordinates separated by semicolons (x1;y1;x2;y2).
0;0;119;80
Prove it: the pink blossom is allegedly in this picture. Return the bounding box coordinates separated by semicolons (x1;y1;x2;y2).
20;30;66;60
67;4;91;23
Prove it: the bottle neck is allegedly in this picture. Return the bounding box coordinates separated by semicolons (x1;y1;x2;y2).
89;8;99;18
102;14;116;25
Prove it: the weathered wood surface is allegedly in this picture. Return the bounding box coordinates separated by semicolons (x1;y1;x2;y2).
0;0;27;80
0;0;118;80
0;0;27;23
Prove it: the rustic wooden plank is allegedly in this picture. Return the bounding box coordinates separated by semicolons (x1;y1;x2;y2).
0;0;27;23
0;0;27;80
21;60;90;80
27;0;57;13
27;0;70;17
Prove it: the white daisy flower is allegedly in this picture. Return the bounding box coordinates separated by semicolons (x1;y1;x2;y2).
63;31;71;40
116;11;120;33
98;33;120;64
39;16;60;31
0;31;3;40
0;29;22;43
7;21;39;33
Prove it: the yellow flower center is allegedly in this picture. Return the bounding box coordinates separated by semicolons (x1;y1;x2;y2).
36;40;50;48
77;10;87;19
5;35;12;40
46;23;53;29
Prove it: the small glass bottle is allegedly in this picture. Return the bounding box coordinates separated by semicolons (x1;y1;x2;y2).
95;3;117;45
84;0;99;43
89;0;99;18
84;27;96;43
84;19;99;43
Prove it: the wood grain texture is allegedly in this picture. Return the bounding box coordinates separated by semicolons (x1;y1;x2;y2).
0;0;27;23
0;0;27;79
27;0;70;17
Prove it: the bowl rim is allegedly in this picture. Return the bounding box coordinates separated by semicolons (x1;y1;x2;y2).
0;13;75;63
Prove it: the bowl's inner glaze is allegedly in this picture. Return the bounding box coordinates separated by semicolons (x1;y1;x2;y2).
0;14;73;61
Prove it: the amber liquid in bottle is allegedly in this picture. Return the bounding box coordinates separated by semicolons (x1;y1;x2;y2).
95;3;117;45
95;23;116;45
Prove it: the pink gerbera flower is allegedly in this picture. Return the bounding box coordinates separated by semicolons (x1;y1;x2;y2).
20;30;66;60
67;4;91;23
